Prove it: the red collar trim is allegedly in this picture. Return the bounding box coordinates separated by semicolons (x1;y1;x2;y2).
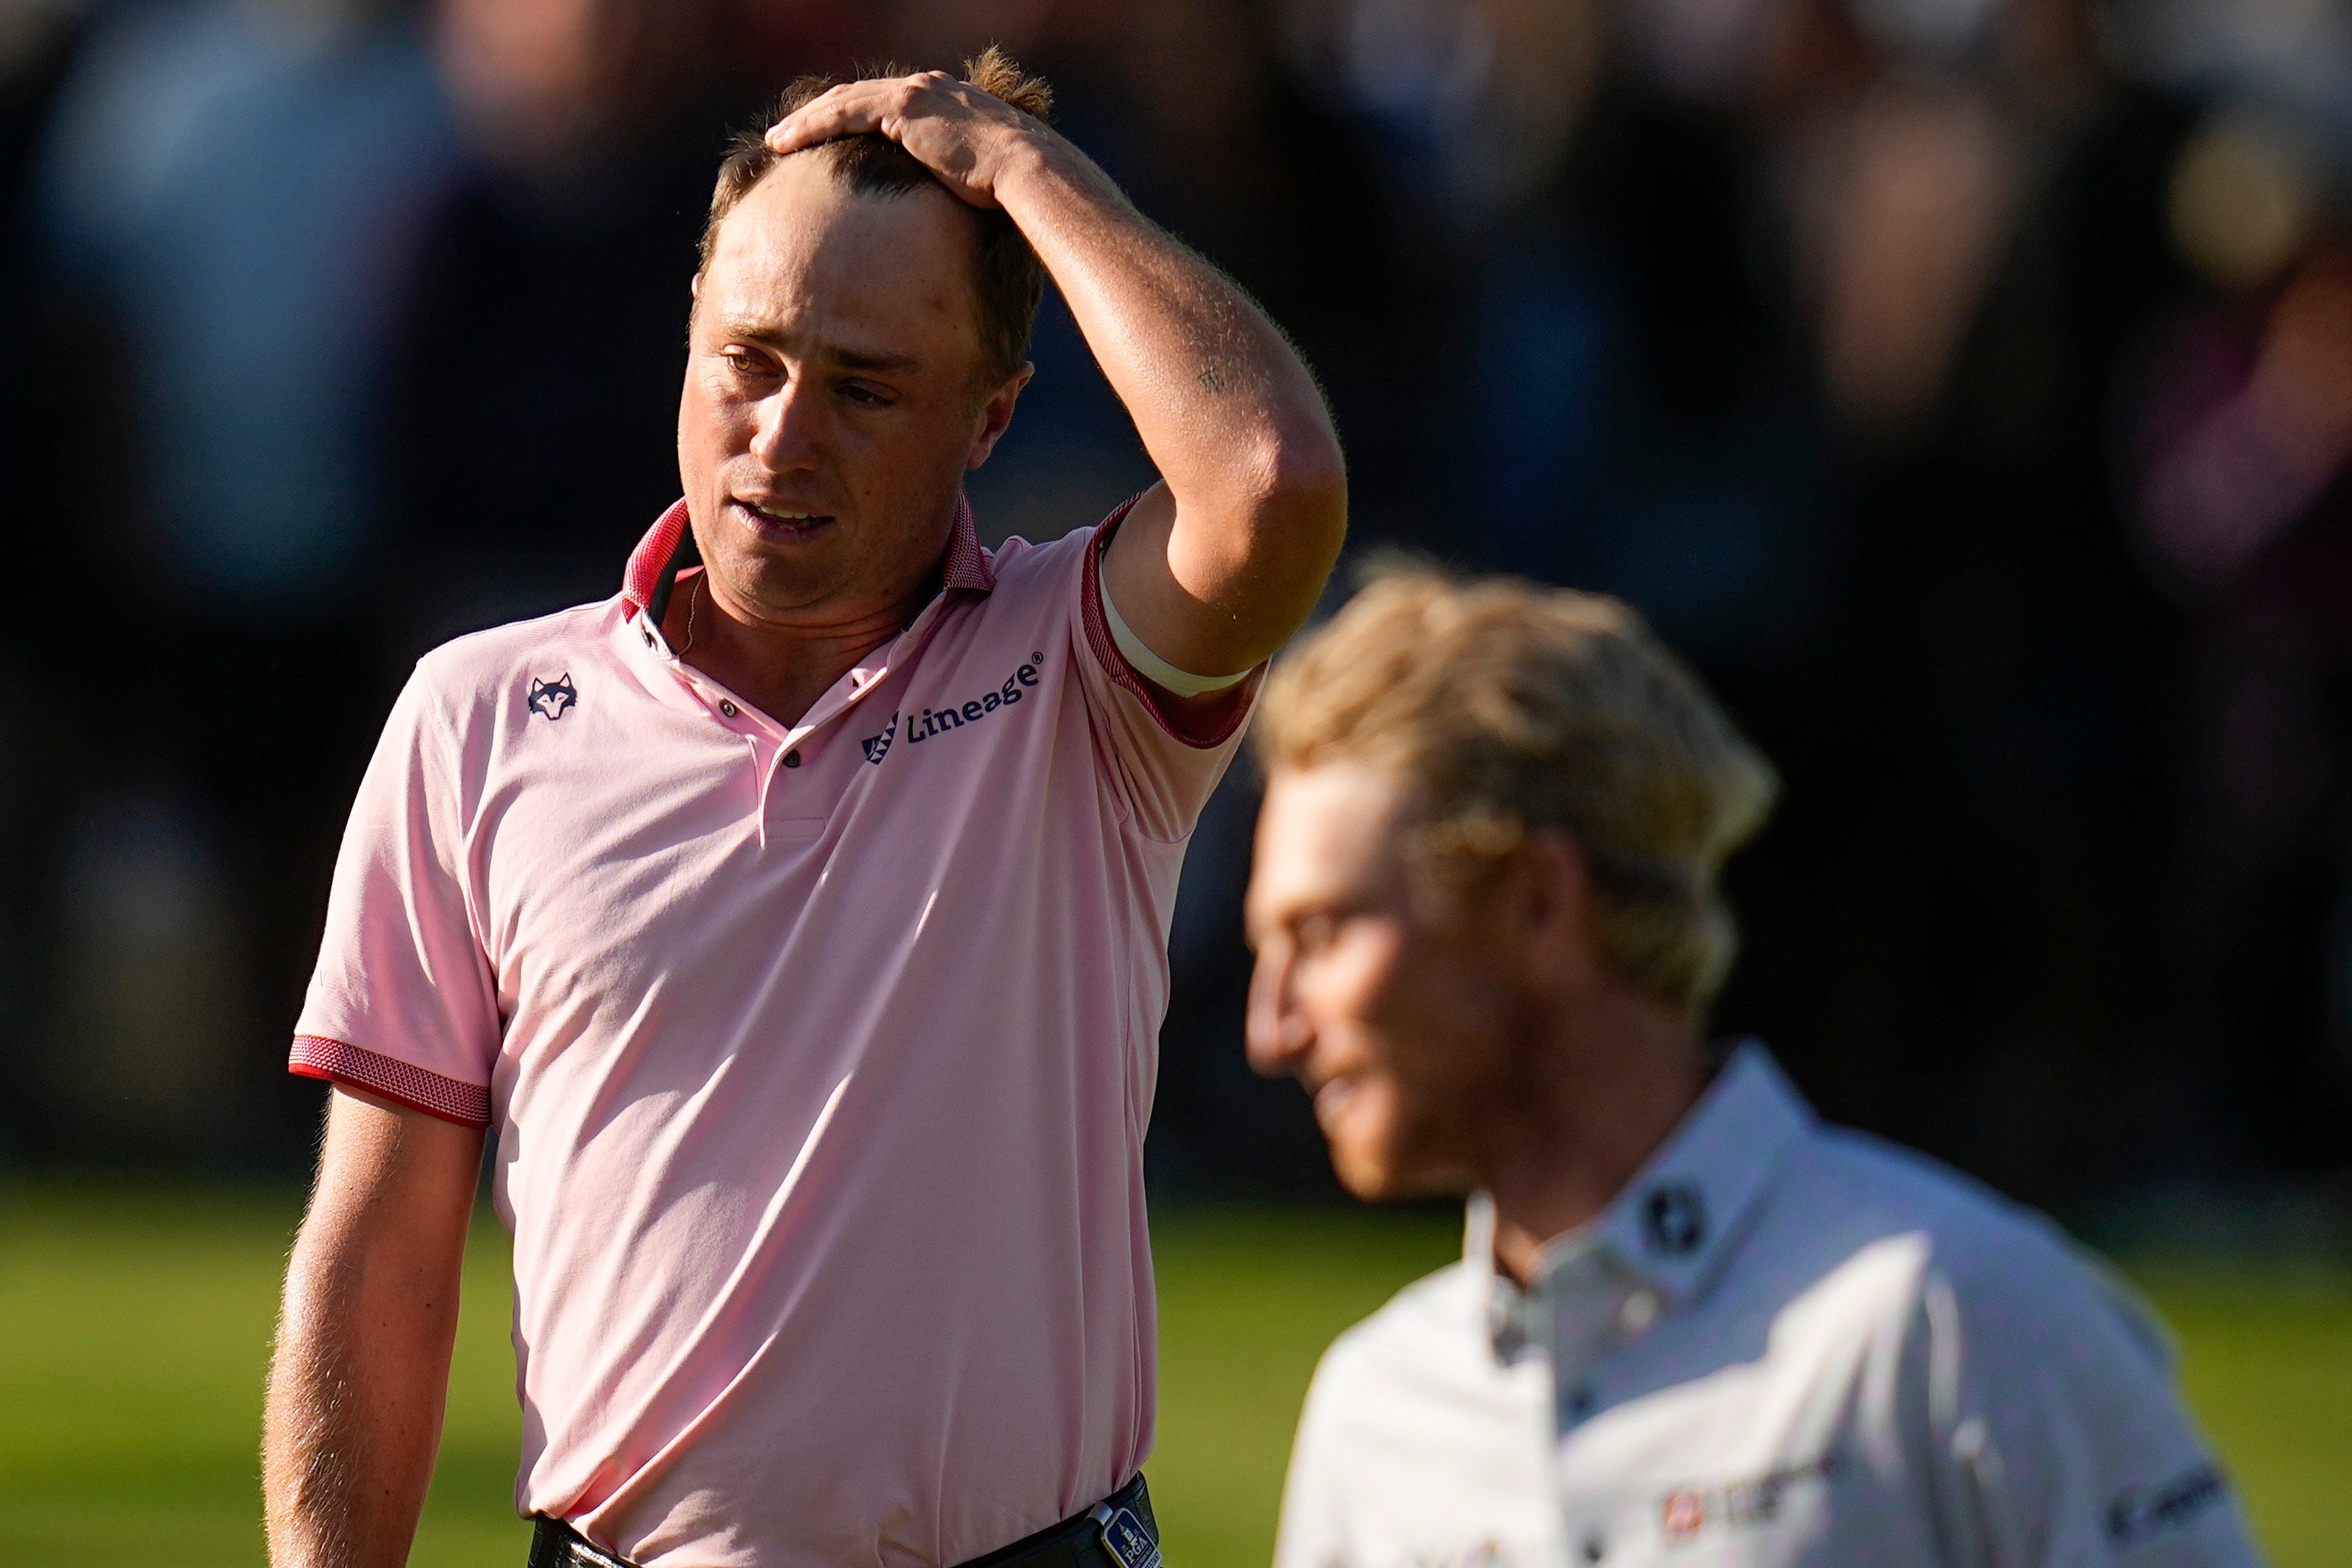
940;490;994;592
621;493;995;617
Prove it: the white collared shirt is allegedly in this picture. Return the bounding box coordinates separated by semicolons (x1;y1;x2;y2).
1274;1046;2264;1568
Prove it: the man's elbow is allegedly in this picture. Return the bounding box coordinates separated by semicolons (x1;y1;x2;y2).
1258;427;1349;577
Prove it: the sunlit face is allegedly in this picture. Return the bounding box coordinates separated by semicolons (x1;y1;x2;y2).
1244;765;1533;1200
678;155;1025;624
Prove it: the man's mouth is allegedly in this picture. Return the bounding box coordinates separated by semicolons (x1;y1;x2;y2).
1311;1071;1363;1132
730;498;835;539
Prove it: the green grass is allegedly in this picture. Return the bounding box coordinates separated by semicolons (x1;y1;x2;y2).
2125;1263;2352;1568
0;1183;2343;1566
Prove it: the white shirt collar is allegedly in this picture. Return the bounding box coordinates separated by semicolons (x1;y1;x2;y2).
1472;1042;1814;1357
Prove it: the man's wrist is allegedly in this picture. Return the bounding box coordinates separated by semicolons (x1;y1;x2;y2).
989;130;1130;226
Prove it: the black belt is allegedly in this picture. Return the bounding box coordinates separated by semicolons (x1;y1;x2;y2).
528;1473;1161;1568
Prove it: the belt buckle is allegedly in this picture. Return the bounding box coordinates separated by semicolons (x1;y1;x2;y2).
1088;1503;1163;1568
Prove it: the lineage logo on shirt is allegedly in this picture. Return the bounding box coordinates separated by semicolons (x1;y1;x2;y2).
865;655;1042;762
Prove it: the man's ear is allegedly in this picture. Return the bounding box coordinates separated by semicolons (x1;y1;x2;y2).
1516;830;1605;988
966;362;1036;472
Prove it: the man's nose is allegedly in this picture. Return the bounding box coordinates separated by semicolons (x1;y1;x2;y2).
1244;944;1312;1079
748;380;822;472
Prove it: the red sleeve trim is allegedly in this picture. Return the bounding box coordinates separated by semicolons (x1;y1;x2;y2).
1080;497;1262;750
289;1035;492;1129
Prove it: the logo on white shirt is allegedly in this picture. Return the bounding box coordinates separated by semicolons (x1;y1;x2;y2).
1642;1183;1706;1255
2106;1462;2227;1545
1658;1451;1843;1544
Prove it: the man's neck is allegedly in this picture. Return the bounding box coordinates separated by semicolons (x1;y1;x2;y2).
1483;990;1707;1290
665;570;935;729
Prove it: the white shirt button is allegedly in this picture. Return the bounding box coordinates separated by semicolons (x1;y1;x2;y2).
1620;1289;1660;1334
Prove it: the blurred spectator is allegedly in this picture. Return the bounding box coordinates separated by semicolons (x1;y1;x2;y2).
2123;81;2352;1184
379;0;740;645
0;0;99;1159
36;0;453;609
1746;0;2199;1200
377;1;887;647
21;0;457;1160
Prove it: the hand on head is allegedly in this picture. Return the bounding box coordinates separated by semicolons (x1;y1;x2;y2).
764;65;1051;211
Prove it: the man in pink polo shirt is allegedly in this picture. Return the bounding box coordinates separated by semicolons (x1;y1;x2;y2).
260;52;1346;1568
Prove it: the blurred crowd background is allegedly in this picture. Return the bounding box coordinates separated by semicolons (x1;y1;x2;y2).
2;0;2350;1234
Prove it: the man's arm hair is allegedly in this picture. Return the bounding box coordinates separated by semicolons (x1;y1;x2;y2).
767;69;1349;689
264;1087;486;1568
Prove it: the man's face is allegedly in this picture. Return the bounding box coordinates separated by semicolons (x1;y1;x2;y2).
679;155;1023;623
1245;764;1534;1200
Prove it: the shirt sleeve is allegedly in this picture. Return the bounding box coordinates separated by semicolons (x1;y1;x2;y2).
1274;1349;1360;1568
1915;1243;2266;1568
1067;497;1264;843
288;665;500;1127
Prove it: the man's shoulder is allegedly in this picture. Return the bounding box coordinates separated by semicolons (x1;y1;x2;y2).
978;524;1096;602
1765;1125;2164;1364
1795;1127;2089;1275
919;527;1099;675
407;596;628;712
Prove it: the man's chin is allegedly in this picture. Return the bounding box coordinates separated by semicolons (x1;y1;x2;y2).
709;547;848;617
1332;1160;1400;1203
1329;1141;1456;1204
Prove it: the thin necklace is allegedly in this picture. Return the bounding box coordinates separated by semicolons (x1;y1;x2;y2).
679;574;705;655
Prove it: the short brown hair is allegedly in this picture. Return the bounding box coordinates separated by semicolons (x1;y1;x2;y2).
1258;568;1780;1019
699;48;1053;389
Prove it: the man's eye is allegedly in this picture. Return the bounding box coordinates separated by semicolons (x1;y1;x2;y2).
722;350;772;377
839;382;892;407
1294;914;1337;954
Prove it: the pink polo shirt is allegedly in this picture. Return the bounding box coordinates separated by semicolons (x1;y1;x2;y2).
291;494;1255;1567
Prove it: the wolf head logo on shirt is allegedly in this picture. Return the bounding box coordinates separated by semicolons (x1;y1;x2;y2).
528;675;577;721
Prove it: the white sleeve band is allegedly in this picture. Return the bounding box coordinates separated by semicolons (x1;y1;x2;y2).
1100;570;1253;696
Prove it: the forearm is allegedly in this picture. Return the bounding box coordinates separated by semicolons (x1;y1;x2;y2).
264;1243;461;1566
1004;147;1334;489
997;145;1345;634
264;1092;480;1567
764;67;1349;668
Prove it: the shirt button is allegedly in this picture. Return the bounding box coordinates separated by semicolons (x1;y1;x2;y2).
1565;1385;1595;1419
783;749;802;768
1580;1532;1607;1562
719;700;738;718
